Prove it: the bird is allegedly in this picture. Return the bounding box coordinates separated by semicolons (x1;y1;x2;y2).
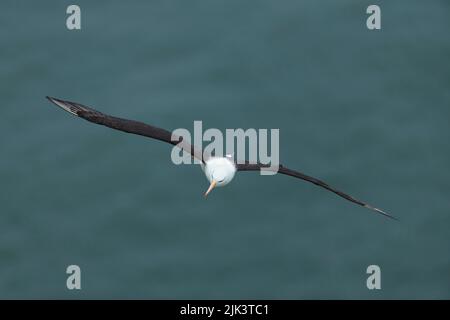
46;96;396;220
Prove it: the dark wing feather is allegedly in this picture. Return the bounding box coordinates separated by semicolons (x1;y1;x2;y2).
46;96;204;162
236;163;396;220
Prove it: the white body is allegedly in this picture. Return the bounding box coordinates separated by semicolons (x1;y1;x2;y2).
202;156;237;187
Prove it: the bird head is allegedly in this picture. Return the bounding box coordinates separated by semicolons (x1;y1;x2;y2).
203;157;236;197
204;168;228;196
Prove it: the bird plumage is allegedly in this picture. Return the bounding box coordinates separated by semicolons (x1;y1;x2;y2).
46;96;396;220
236;163;396;220
46;96;205;163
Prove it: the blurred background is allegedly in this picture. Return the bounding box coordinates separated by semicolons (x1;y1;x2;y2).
0;0;449;298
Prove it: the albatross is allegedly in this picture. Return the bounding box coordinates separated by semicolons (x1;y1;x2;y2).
46;96;396;220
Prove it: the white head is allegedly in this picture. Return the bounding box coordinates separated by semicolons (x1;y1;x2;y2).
203;155;237;196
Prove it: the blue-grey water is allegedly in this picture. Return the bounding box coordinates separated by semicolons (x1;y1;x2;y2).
0;0;449;299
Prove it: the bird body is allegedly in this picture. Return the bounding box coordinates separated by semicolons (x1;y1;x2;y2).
46;96;396;220
202;156;237;196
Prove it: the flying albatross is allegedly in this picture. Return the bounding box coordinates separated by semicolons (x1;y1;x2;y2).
46;96;396;220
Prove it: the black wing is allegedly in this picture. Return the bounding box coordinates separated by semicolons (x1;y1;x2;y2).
46;96;204;162
236;163;396;220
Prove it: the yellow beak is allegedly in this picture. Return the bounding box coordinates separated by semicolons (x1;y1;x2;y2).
204;180;217;197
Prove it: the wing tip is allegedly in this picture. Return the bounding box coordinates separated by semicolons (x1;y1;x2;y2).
46;96;80;116
46;96;61;104
364;204;398;221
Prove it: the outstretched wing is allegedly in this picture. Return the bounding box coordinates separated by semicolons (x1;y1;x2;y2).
236;163;396;220
46;96;205;162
